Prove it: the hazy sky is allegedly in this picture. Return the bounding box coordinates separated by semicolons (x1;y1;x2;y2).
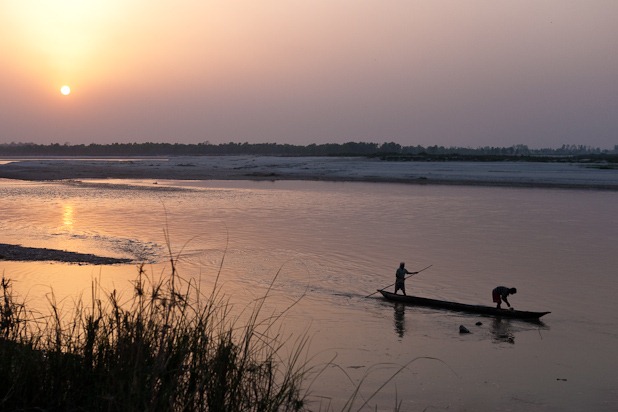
1;1;616;149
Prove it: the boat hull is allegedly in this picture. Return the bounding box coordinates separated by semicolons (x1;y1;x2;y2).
379;290;550;319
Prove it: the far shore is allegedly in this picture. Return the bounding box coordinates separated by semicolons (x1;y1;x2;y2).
0;156;617;190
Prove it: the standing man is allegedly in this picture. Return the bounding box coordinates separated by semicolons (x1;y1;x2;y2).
395;262;418;296
492;286;517;309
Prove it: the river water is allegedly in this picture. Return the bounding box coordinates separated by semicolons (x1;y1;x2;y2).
1;175;617;411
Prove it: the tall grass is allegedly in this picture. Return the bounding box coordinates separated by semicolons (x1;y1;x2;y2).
0;258;310;411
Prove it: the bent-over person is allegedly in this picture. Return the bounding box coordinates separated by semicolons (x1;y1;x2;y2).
492;286;517;309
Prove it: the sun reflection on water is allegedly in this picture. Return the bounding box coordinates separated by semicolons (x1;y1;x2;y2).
62;203;74;228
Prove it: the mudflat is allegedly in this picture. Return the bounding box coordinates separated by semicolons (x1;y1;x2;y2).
0;243;132;265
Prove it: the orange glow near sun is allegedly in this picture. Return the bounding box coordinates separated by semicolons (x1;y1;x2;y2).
4;1;125;94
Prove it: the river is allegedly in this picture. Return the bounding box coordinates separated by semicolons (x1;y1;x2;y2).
1;175;617;411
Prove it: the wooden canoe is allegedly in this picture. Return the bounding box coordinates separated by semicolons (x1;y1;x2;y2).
378;290;550;320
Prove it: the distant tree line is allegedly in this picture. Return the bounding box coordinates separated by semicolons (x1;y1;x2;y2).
0;141;617;160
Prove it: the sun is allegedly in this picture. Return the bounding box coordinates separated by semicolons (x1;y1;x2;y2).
60;85;71;96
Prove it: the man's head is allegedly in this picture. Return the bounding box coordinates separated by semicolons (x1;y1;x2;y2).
400;262;405;268
510;288;517;294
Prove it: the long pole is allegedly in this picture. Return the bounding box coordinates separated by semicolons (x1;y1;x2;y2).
365;264;432;298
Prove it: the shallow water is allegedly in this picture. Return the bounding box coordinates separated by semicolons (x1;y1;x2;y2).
1;177;617;411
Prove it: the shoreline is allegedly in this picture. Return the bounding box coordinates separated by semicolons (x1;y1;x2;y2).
0;156;617;190
0;243;132;265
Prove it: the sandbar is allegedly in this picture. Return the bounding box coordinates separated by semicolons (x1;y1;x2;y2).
0;156;617;190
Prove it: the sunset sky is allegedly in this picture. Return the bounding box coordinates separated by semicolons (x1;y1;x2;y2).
1;1;616;149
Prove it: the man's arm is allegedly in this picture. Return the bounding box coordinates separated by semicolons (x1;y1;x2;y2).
502;296;511;307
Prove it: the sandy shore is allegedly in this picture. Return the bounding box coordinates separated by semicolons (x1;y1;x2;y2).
0;156;423;182
1;156;617;190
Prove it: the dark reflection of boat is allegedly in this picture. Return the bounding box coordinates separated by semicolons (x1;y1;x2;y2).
491;318;516;344
393;302;406;338
488;317;549;343
379;290;550;321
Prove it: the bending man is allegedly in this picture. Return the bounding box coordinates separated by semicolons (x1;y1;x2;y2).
492;286;517;309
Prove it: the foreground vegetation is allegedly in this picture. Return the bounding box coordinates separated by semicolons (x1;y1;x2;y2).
0;261;310;411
